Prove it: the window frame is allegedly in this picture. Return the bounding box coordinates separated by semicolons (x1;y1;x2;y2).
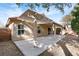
17;24;24;35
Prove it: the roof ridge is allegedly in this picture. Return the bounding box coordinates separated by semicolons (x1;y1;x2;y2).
20;9;53;22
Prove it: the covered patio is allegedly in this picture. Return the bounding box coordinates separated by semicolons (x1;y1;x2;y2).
17;17;54;38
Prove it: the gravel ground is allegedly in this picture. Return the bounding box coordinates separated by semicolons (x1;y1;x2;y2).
39;44;65;56
0;40;23;56
40;34;79;56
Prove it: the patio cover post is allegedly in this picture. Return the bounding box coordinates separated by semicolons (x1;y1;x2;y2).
53;24;56;35
34;19;37;40
33;18;38;48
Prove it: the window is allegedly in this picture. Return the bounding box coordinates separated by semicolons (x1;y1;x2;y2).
18;25;24;35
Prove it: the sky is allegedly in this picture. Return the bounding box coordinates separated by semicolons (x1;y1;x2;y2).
0;3;75;26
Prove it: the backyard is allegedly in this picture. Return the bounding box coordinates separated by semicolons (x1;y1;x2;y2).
0;34;79;56
40;34;79;56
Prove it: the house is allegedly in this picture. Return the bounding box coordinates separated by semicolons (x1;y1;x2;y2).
6;9;64;41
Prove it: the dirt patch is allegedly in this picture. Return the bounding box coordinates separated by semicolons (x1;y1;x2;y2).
39;44;65;56
57;34;79;56
0;40;23;56
65;43;79;56
40;34;79;56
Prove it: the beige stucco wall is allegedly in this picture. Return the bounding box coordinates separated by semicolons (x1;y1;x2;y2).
37;24;53;37
8;19;64;41
8;21;34;41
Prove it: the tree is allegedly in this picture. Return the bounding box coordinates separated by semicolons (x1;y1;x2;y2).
62;15;73;29
71;4;79;34
62;15;73;24
71;18;79;33
16;3;72;13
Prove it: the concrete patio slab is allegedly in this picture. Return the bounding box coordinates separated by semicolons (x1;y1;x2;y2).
13;35;64;56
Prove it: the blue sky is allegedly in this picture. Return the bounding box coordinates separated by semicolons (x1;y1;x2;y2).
0;3;75;26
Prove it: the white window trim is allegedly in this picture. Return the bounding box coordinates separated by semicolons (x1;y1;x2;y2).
17;24;25;35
